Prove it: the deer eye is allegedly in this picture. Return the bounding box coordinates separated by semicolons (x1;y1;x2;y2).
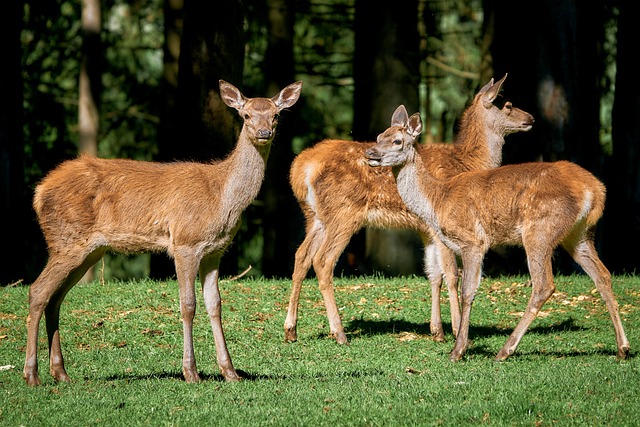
244;113;251;120
504;102;513;114
393;139;402;145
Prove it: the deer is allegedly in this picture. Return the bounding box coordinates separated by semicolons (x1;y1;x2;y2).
285;74;534;344
23;79;303;386
364;105;630;362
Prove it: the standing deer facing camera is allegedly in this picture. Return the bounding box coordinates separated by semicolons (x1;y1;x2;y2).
285;75;534;344
23;79;303;386
364;106;630;361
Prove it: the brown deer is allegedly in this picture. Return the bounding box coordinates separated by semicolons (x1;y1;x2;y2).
285;75;534;344
364;106;630;361
23;79;303;386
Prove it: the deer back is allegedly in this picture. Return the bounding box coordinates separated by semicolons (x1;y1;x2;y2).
415;159;606;249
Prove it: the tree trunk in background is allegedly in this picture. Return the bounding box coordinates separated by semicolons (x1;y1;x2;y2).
353;0;422;276
0;0;25;285
78;0;101;157
150;0;185;279
484;0;606;275
78;0;102;283
152;0;244;278
603;0;640;274
488;0;605;168
261;0;300;278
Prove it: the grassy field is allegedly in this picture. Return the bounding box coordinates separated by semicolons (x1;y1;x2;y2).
1;273;638;426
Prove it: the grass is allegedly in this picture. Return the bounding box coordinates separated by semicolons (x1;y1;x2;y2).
1;273;638;426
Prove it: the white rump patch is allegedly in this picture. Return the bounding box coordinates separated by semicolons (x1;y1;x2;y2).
579;190;593;220
304;164;318;212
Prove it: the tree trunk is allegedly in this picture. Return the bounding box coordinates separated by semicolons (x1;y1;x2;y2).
78;0;102;283
160;0;244;277
261;0;300;278
353;0;423;276
78;0;101;157
484;0;606;274
150;0;185;279
603;0;640;273
0;0;25;285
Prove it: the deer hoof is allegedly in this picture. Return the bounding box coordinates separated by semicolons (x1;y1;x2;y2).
284;328;298;343
24;373;42;387
334;331;348;345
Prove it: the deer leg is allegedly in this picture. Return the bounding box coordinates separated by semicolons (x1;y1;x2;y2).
23;260;67;386
424;241;444;342
449;250;483;361
312;226;357;344
568;239;630;359
24;250;100;386
46;250;103;383
200;254;241;382
285;221;325;342
495;247;556;361
174;251;201;383
427;237;460;339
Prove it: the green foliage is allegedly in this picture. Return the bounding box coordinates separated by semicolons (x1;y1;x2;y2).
20;0;618;281
22;0;164;177
2;275;638;425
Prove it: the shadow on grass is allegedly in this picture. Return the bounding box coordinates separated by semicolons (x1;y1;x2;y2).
341;316;588;341
105;368;386;383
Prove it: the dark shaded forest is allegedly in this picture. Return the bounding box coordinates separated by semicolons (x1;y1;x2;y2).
1;0;638;286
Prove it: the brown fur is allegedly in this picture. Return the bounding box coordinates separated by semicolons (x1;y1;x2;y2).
285;75;534;344
365;107;630;361
23;80;303;386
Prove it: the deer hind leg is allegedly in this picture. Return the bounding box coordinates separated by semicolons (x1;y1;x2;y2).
312;224;359;344
285;220;325;342
450;249;484;361
426;236;460;340
200;253;241;382
174;250;201;383
566;238;630;359
24;249;104;386
496;244;556;361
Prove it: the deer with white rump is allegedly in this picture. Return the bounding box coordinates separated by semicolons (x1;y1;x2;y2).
364;105;630;361
285;75;533;344
23;79;303;386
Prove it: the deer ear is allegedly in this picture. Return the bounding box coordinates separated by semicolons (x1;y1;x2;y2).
272;81;303;111
407;113;423;139
391;105;409;126
482;73;508;106
478;78;495;95
219;80;248;111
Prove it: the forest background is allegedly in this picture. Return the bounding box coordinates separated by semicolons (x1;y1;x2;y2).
1;0;638;285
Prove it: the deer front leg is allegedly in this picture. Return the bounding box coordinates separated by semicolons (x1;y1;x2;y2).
175;253;201;383
449;250;483;362
200;255;241;382
438;242;461;337
424;242;445;342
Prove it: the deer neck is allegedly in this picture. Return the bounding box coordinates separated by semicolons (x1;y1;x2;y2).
392;148;442;232
455;109;505;170
220;129;271;221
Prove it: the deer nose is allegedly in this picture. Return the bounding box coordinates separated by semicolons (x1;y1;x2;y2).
364;148;380;160
257;129;273;139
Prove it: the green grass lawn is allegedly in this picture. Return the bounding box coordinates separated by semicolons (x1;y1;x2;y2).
1;274;638;426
